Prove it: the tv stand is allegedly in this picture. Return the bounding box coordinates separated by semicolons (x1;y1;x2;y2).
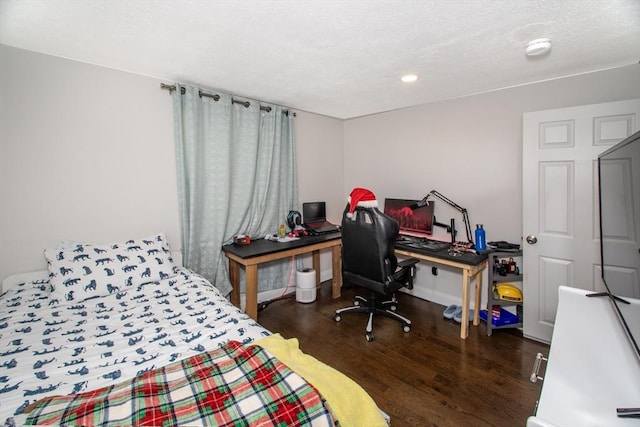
617;407;640;418
587;291;631;305
527;286;640;426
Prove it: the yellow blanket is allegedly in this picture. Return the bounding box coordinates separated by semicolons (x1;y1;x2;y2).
256;334;388;427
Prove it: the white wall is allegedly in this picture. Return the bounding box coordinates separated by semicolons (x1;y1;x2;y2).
0;45;345;284
344;64;640;308
0;45;180;280
293;111;344;224
290;111;344;283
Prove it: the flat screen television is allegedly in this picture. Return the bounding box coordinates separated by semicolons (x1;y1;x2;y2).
383;198;434;236
597;129;640;362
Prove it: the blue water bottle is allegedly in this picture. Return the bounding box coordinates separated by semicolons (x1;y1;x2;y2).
475;224;486;251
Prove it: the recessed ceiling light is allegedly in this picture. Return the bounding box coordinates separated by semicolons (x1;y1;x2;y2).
401;74;418;83
525;38;552;56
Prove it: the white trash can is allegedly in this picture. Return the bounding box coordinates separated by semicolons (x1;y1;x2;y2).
296;268;316;303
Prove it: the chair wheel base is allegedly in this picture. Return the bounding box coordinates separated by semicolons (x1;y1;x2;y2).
334;292;411;341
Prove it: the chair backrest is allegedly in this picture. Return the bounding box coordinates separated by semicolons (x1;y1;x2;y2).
341;205;400;284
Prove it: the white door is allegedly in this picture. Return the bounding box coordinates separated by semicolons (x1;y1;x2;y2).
522;99;640;343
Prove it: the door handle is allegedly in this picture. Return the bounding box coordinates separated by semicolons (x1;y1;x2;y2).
526;235;538;244
530;352;548;383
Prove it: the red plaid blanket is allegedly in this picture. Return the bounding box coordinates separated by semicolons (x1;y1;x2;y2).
25;341;339;426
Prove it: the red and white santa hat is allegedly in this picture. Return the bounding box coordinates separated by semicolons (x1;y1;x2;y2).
347;187;378;218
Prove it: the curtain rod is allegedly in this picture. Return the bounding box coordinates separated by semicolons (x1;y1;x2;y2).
160;83;295;116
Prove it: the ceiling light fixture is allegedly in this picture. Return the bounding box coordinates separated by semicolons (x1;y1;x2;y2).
525;38;552;57
401;74;418;83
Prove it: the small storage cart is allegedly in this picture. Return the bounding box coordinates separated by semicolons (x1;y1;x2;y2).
481;250;523;336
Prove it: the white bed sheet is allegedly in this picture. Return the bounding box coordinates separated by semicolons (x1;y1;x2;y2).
0;267;269;423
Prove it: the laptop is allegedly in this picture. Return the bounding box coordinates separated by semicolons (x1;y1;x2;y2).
302;202;339;233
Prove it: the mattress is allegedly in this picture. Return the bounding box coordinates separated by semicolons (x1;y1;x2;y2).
0;267;271;424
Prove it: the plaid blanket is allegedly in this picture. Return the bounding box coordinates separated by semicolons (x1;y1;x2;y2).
24;341;339;426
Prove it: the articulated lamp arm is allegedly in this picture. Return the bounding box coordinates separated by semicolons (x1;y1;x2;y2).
413;190;474;246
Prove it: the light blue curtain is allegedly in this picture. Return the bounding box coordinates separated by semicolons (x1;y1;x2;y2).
172;84;298;296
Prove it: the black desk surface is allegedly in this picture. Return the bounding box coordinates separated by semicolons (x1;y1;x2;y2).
222;231;487;266
395;241;488;266
222;231;341;259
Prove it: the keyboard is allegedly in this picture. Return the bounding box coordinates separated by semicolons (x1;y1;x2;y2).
396;235;450;252
311;225;339;234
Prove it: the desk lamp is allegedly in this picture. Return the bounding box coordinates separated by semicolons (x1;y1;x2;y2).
402;190;474;247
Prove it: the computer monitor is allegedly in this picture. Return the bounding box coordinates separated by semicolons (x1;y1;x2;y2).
383;198;434;236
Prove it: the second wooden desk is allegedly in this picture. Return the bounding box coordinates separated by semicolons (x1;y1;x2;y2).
222;233;342;320
395;247;487;339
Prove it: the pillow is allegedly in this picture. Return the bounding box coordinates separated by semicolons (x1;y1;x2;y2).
44;233;177;303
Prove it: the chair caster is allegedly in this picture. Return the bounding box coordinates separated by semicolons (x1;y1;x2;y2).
333;314;341;322
365;332;374;342
403;324;411;333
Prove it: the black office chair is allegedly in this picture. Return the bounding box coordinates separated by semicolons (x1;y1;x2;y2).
333;204;419;341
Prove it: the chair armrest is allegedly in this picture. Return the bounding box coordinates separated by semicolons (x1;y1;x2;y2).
394;257;419;290
397;257;420;269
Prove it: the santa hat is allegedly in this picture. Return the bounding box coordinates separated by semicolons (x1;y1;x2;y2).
347;187;378;218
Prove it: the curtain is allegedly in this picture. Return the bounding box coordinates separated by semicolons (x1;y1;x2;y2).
173;84;298;296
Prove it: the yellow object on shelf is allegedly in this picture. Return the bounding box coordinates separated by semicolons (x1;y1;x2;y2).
493;283;523;302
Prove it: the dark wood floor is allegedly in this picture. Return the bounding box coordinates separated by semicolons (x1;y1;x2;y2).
258;282;549;427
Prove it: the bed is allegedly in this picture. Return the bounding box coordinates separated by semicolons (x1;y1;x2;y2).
0;233;387;426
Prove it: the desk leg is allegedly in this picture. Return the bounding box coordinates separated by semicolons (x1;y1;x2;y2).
461;269;471;339
228;259;240;308
245;265;258;321
473;269;482;326
331;244;342;299
312;250;321;287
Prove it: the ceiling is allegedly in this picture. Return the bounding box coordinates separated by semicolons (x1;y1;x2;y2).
1;0;639;119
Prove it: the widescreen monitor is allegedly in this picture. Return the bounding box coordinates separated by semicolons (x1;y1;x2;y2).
383;198;434;236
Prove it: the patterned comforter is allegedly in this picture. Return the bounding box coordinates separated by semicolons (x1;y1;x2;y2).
0;268;270;424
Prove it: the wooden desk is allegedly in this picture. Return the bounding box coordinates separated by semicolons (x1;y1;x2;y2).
395;246;487;339
222;232;342;320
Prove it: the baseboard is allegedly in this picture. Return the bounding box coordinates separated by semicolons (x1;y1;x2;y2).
399;286;483;311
